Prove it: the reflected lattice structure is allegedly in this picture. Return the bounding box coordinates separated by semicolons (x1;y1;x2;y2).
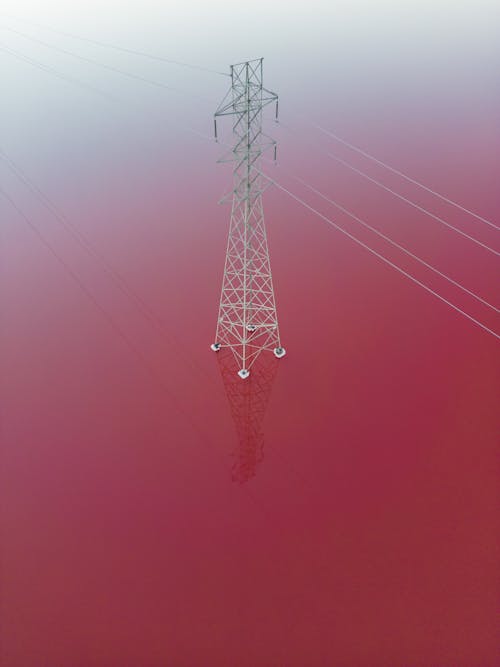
217;348;279;483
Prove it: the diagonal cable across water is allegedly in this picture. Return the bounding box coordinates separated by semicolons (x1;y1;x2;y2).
0;43;117;101
287;173;499;314
265;177;500;341
0;29;212;103
0;42;215;141
5;38;497;341
277;120;499;255
312;122;499;231
0;147;217;384
1;185;320;520
322;148;500;256
0;14;229;76
4;42;498;506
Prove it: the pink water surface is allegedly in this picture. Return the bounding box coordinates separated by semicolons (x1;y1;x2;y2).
1;16;499;665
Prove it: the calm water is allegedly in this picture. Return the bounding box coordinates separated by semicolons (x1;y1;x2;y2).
1;3;499;665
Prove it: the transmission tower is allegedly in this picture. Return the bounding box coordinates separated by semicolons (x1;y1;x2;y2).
210;58;285;379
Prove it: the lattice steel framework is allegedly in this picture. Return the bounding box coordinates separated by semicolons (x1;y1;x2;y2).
210;58;285;379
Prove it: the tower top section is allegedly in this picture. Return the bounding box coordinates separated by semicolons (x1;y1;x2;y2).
214;58;278;121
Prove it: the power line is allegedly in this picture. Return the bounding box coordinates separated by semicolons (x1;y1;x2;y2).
277;120;499;255
312;123;499;231
0;186;221;446
323;148;500;257
288;173;499;314
1;35;234;397
0;28;211;103
261;146;498;312
0;13;229;76
267;178;500;341
0;147;216;384
1;185;312;510
1;38;225;387
1;42;215;142
1;160;324;504
3;34;497;497
0;43;115;101
4;35;496;341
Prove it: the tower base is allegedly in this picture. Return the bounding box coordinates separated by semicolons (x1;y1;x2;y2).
273;347;286;359
238;369;250;379
211;343;221;352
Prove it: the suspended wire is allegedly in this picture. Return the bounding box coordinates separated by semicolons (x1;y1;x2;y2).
0;186;222;445
0;148;216;384
3;28;441;504
6;27;496;339
322;148;500;257
262;152;499;317
7;8;494;237
0;28;212;103
312;123;499;231
1;186;282;516
1;158;323;512
1;42;215;143
286;173;499;313
0;38;233;392
1;34;218;385
1;39;233;412
0;185;309;519
0;43;116;101
10;23;493;262
0;14;229;76
266;177;499;341
260;149;499;312
277;120;499;256
4;38;497;506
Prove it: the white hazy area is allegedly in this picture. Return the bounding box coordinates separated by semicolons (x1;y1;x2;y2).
1;0;498;75
1;0;498;177
2;0;498;119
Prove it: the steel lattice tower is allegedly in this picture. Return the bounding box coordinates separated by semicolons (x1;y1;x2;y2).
211;58;285;379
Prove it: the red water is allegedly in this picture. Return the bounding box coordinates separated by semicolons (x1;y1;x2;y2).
1;39;499;667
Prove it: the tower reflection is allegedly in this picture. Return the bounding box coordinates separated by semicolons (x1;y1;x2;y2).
217;349;279;484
